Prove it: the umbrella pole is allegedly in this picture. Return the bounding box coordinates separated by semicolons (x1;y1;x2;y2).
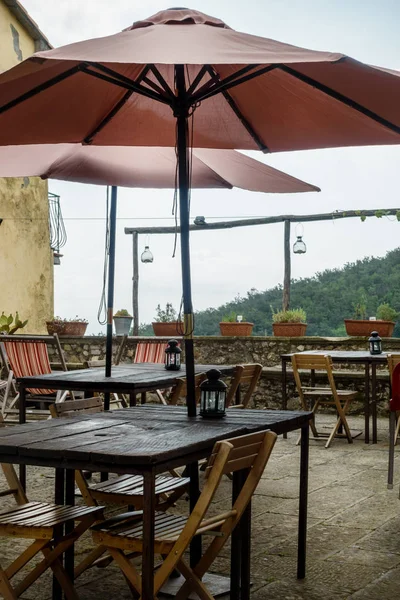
105;185;118;393
176;65;196;418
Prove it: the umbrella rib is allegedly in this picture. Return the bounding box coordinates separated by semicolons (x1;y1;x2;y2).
280;64;400;136
148;65;175;100
81;65;170;105
187;66;210;96
191;64;279;103
84;66;151;144
205;66;269;152
0;64;81;116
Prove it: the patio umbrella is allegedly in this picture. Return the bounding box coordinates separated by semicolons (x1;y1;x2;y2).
0;142;319;382
0;7;399;416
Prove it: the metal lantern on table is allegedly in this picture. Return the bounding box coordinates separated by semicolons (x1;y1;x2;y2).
369;331;382;355
200;369;227;418
165;339;182;370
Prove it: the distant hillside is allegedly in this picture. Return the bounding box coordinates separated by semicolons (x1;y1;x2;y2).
139;248;400;337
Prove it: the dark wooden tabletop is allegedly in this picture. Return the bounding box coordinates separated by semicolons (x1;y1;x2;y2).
281;350;388;364
0;405;312;474
16;363;234;393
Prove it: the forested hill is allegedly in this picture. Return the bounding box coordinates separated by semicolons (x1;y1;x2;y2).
190;248;400;337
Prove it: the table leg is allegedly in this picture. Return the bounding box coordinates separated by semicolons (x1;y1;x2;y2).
19;386;26;490
53;468;65;600
231;470;242;600
142;470;155;600
65;469;75;583
388;411;396;489
240;470;251;600
104;392;110;411
141;392;147;404
189;462;202;568
371;363;378;444
130;393;137;407
365;364;370;444
297;423;309;580
282;359;288;440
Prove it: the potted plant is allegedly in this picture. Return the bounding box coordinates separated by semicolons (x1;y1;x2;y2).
272;308;307;337
219;311;254;336
344;299;397;337
0;312;28;334
46;316;88;336
113;309;133;336
152;303;183;336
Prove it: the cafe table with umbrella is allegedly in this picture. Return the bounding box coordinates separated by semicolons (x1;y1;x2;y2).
0;6;399;418
0;142;319;387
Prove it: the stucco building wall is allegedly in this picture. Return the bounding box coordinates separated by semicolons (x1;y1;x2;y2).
0;1;53;333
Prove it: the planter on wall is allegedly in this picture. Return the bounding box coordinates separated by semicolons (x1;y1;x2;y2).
344;319;395;337
219;322;254;337
113;316;133;336
152;322;183;336
272;323;307;337
46;321;88;336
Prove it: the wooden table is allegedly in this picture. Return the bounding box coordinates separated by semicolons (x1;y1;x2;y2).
0;405;312;600
281;350;389;444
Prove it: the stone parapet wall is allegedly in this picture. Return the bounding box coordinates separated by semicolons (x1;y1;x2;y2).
49;335;399;414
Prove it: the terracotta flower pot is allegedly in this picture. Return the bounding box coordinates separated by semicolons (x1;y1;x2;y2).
152;322;183;336
344;319;395;337
272;322;307;337
46;321;88;336
219;322;254;337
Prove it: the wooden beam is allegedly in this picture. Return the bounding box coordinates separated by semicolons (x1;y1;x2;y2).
124;208;400;236
283;220;291;311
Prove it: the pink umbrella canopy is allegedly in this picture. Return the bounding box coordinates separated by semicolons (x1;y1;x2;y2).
0;8;399;150
0;144;319;192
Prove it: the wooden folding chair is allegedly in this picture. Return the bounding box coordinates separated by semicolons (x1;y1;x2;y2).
387;354;400;445
50;396;189;577
0;334;71;422
156;372;207;406
91;429;276;599
291;353;359;448
0;462;102;599
226;363;263;408
134;340;171;404
387;361;400;490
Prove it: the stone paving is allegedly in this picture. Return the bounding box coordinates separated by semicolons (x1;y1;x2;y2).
0;414;399;599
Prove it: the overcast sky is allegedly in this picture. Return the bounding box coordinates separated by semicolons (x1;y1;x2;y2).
20;0;400;333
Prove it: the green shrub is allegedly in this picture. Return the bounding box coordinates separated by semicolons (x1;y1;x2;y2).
271;308;306;323
154;303;179;322
376;303;398;322
114;309;132;317
0;312;28;334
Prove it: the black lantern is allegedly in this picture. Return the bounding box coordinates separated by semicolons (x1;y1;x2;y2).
369;331;382;355
293;235;307;254
165;339;181;370
200;369;227;418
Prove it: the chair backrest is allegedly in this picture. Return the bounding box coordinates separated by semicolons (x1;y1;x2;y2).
291;354;337;403
167;372;207;406
0;463;28;505
0;334;67;395
153;430;277;591
387;354;400;377
226;364;262;408
390;363;400;411
83;334;128;369
49;397;104;419
134;341;168;364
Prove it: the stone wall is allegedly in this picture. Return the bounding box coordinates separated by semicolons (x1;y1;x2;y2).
48;335;400;415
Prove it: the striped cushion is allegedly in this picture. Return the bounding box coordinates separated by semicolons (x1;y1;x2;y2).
4;341;56;395
134;342;168;364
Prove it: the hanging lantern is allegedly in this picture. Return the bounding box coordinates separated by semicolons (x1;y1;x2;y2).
165;339;182;370
293;236;307;254
200;369;227;419
293;223;307;254
53;251;63;265
141;245;154;263
369;331;382;355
